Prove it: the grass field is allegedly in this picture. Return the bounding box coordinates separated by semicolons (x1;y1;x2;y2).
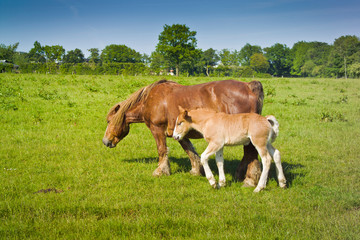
1;74;359;239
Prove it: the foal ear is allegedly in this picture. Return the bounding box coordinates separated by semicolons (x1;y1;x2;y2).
178;106;185;113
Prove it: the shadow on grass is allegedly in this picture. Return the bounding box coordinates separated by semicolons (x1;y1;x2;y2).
124;156;305;187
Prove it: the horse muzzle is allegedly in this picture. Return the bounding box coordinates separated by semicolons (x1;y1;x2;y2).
102;137;116;148
173;134;182;141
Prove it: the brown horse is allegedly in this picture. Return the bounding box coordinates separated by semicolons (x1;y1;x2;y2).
103;79;264;186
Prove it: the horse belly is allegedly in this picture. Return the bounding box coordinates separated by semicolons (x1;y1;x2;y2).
224;134;250;146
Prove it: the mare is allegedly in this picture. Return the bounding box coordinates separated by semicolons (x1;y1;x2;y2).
103;80;264;186
173;108;287;192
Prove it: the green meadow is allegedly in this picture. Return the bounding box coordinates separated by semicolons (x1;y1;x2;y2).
1;74;359;239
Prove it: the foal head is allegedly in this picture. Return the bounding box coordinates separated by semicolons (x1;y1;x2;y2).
103;103;130;148
173;107;192;141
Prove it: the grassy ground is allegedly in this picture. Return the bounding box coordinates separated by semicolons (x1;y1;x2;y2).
1;74;359;239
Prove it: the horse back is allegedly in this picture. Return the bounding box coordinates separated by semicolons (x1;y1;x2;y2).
142;80;263;138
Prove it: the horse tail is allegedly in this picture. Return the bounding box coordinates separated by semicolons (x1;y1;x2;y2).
266;115;279;143
248;81;264;114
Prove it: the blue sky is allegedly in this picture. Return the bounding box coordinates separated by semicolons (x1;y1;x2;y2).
1;0;360;57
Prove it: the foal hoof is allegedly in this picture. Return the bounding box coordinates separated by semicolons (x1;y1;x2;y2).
279;180;287;189
219;180;226;188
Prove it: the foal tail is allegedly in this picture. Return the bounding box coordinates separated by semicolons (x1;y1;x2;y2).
266;115;279;143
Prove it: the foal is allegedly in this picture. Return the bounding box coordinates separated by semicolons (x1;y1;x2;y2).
173;107;286;192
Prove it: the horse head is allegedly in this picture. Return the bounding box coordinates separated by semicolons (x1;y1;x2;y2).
173;106;193;141
103;103;130;148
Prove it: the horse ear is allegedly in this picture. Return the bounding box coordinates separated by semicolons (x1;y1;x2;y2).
109;104;120;116
114;104;120;113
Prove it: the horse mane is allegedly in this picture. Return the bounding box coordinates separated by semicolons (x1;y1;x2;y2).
109;79;174;125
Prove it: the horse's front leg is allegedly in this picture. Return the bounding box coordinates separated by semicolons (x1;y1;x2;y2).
178;138;204;176
150;126;171;176
201;143;222;188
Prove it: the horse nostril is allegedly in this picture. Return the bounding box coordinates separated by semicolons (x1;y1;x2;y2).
103;138;111;147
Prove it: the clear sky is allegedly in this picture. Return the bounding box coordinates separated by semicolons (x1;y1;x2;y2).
1;0;360;57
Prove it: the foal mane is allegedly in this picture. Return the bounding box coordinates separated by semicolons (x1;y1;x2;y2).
109;80;174;125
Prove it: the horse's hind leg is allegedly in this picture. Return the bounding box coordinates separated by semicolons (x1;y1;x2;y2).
253;146;272;193
267;144;286;188
179;138;204;176
215;147;226;187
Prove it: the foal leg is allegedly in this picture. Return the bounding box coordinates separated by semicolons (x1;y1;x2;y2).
178;138;204;176
254;147;272;193
201;143;222;188
267;144;286;188
215;147;226;187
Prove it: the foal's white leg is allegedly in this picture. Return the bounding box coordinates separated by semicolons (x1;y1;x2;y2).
215;147;226;187
267;144;286;188
201;143;222;188
254;148;272;193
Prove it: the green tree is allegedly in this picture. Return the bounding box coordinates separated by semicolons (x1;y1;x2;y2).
150;51;168;74
101;44;142;63
202;48;219;76
348;62;360;78
250;53;269;73
0;42;19;63
63;48;85;63
219;49;240;66
28;41;45;63
291;41;331;77
88;48;100;63
333;35;360;79
264;43;292;76
156;24;199;76
43;45;65;62
219;49;232;66
239;43;262;66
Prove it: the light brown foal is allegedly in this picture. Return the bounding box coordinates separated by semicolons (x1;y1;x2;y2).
173;107;286;192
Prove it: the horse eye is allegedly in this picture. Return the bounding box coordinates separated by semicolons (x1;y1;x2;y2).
178;122;182;126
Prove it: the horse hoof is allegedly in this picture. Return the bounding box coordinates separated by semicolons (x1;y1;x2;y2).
279;180;287;189
243;178;257;188
189;168;202;176
219;180;226;188
253;187;261;193
152;167;171;177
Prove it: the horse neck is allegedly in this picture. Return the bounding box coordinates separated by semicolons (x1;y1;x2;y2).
125;102;144;124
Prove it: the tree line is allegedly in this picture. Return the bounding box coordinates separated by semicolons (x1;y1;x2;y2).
1;24;360;78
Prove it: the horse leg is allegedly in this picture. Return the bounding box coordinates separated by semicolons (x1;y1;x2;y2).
150;126;171;177
201;143;222;188
178;138;204;176
267;144;286;188
254;146;272;193
235;143;261;187
215;147;226;187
